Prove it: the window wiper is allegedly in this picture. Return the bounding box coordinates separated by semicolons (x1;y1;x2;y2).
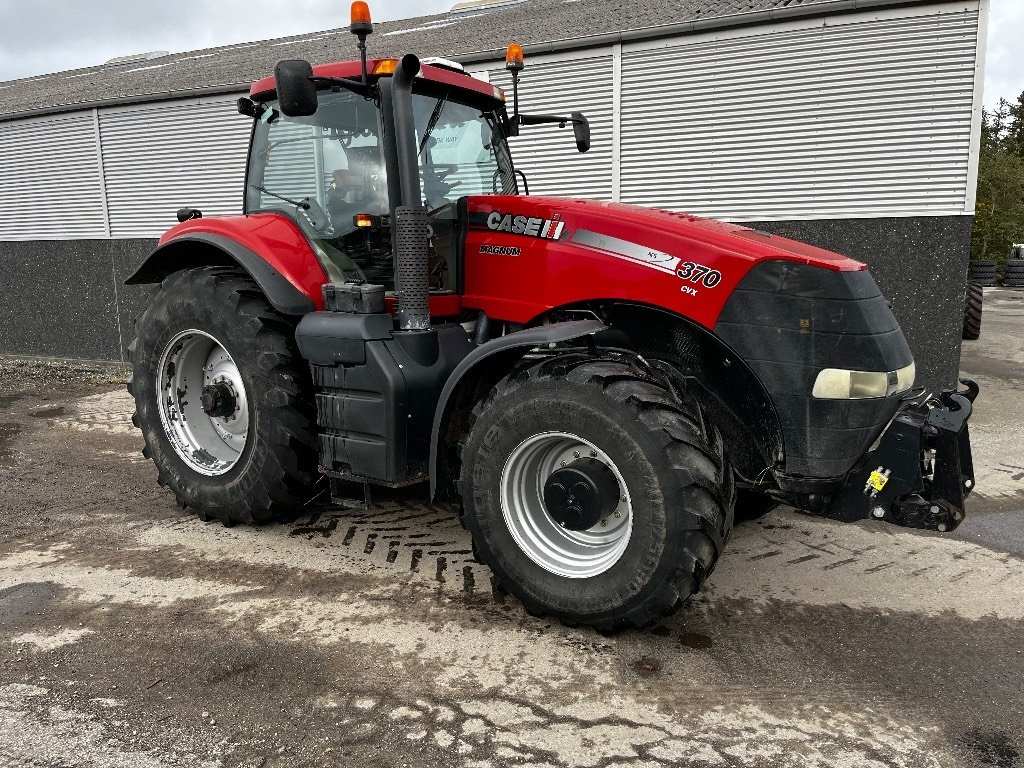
418;94;449;155
250;185;310;210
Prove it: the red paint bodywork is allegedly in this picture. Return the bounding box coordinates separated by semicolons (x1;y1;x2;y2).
250;60;503;103
159;198;865;329
160;214;329;310
461;196;864;329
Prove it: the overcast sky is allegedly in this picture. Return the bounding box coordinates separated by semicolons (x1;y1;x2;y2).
0;0;1021;107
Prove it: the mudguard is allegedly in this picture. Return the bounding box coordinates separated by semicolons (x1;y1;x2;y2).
125;232;316;315
428;319;607;498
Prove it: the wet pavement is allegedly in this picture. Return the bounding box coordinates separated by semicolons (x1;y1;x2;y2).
0;290;1022;768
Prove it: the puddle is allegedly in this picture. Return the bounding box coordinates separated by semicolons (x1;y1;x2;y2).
960;728;1021;768
0;394;24;409
29;405;67;418
0;423;23;467
679;631;714;650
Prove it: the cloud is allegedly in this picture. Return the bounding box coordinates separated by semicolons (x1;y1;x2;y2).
2;0;1021;106
984;0;1024;106
0;0;451;81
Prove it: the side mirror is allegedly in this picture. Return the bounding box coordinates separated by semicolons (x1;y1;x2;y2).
275;59;318;117
571;112;590;154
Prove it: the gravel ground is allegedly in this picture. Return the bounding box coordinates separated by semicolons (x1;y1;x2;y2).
0;292;1021;768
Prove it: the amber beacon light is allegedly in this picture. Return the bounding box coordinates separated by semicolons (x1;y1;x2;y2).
505;42;525;71
350;1;373;33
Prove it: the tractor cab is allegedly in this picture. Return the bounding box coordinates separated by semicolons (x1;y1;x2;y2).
243;58;519;295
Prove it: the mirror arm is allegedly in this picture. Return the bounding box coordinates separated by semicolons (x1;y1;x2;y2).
311;75;373;98
518;113;582;128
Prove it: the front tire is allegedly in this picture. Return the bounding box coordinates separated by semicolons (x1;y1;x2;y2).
129;267;319;525
458;358;734;631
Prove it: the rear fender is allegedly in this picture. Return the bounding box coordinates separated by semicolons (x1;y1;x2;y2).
125;216;328;315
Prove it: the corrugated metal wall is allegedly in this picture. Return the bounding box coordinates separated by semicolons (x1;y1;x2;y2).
0;3;982;241
486;54;616;200
0;113;108;240
99;96;251;238
619;9;980;220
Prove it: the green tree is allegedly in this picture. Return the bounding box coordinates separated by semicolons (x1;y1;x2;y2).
971;92;1024;263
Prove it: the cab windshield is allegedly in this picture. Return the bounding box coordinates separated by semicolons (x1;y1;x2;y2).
245;87;516;290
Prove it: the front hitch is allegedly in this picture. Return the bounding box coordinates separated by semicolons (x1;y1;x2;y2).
824;379;978;532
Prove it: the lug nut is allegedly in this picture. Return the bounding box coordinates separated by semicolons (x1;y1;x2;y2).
573;451;580;459
871;506;886;519
613;510;621;518
590;450;597;457
600;519;607;527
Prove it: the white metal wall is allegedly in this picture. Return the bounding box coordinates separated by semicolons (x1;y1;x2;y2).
619;6;981;220
0;112;108;240
99;96;251;238
0;1;984;241
483;53;615;200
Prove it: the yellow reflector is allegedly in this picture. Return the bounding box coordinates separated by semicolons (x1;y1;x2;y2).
354;213;374;228
505;42;524;71
372;58;399;75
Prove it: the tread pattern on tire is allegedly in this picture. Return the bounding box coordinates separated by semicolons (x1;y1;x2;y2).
129;267;319;525
962;281;983;340
456;356;735;631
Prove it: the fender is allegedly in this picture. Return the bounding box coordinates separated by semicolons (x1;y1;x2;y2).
125;215;329;315
429;319;606;499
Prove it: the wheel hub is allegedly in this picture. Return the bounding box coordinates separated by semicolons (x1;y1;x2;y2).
500;432;633;579
156;329;249;477
200;382;237;418
543;458;620;531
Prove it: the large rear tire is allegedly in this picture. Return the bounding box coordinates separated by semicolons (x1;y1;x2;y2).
962;281;983;341
128;267;319;525
458;358;734;631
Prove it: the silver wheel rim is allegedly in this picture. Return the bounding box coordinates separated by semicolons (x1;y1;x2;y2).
500;431;633;579
157;329;250;476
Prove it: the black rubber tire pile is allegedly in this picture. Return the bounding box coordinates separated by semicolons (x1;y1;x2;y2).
1003;259;1024;288
968;259;998;286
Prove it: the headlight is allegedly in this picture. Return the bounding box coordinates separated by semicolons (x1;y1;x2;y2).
812;362;915;400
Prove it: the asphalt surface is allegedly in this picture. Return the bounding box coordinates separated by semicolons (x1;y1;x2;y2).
0;289;1022;768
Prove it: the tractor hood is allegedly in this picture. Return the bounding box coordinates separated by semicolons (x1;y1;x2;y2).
461;195;865;329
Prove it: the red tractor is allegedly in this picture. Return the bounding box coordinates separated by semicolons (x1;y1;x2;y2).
127;4;977;630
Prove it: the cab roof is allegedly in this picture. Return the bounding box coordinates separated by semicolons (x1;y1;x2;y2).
250;59;504;103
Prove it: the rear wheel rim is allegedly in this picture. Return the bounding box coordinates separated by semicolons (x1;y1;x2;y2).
157;329;250;476
500;431;633;578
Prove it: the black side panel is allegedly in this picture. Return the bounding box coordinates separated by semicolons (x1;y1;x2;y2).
124;233;315;315
715;261;914;479
297;314;473;485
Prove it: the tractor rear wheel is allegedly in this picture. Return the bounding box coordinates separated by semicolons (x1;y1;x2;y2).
458;358;734;631
128;267;319;525
962;281;983;341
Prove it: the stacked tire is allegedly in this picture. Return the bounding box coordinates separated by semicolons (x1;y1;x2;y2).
1003;259;1024;288
968;259;998;287
962;281;983;340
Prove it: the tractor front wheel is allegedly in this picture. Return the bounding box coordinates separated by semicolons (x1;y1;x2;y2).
129;267;319;525
458;359;734;631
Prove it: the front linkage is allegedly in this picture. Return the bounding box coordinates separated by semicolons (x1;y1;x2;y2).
824;379;978;532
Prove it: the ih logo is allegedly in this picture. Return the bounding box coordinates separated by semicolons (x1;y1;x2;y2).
486;211;566;240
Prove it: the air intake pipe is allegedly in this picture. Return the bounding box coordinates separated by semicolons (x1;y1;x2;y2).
390;54;430;332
